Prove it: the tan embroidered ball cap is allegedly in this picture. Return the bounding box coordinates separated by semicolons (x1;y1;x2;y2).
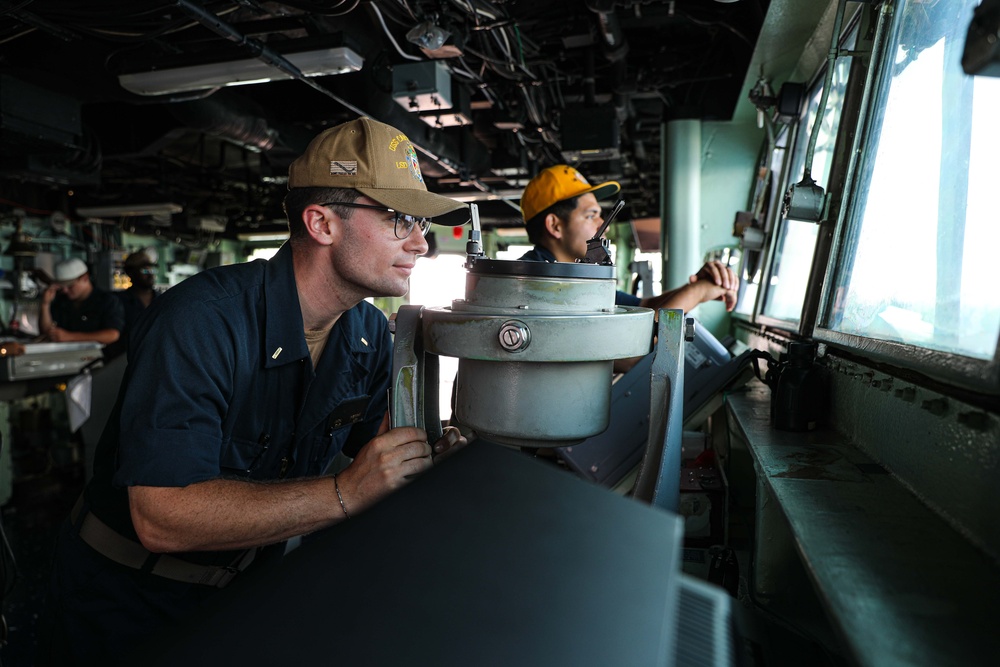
288;117;469;225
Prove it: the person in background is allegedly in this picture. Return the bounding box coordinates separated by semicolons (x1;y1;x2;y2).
39;257;124;346
518;165;739;313
104;248;159;361
119;247;159;327
37;117;469;665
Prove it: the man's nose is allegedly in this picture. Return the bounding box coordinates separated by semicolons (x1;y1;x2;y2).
407;225;430;255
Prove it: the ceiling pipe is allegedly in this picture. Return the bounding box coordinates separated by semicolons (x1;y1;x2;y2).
587;0;630;63
587;0;631;132
173;0;503;200
169;93;278;152
583;48;597;107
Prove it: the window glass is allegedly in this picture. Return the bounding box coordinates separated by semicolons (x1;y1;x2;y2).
826;0;1000;360
761;26;856;322
496;245;534;260
409;253;468;419
633;250;664;300
249;247;280;261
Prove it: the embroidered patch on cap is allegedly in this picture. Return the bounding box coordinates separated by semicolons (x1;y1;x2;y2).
404;145;423;183
329;161;358;175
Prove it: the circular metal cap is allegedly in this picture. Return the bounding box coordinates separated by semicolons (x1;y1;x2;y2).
498;320;531;352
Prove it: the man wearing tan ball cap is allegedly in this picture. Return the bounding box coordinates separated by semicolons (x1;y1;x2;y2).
38;117;469;665
288;116;469;224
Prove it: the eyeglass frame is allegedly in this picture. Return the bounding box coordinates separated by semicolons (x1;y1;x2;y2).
320;201;432;240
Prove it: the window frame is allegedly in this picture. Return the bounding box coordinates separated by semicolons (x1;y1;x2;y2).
753;76;824;331
813;0;1000;394
753;11;862;335
731;123;794;324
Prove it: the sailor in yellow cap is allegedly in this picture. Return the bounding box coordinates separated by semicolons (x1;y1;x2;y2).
518;164;739;313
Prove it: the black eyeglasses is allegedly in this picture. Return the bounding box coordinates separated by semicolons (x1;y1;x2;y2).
320;202;432;240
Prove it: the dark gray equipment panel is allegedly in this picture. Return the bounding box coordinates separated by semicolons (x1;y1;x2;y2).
556;351;656;486
138;443;685;667
682;324;753;419
557;320;751;488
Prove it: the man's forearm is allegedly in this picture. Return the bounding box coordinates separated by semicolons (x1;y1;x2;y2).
80;328;121;344
39;304;54;333
51;328;121;344
641;281;716;313
128;476;343;553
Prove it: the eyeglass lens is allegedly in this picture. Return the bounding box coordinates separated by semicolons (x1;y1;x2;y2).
394;213;432;240
320;202;431;240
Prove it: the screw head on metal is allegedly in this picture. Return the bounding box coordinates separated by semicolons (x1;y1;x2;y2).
498;320;531;352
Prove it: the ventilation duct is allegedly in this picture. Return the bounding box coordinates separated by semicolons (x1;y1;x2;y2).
168;93;279;152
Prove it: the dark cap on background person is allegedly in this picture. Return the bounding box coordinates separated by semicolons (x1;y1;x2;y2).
123;249;156;271
520;165;620;223
288;117;469;226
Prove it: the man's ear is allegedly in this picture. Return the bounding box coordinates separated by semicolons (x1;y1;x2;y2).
543;212;563;239
302;204;337;246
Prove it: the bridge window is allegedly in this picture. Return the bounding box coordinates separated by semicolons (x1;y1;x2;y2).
824;0;1000;370
761;26;856;325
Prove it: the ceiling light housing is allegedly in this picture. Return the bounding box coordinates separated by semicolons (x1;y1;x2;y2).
76;202;184;217
392;61;453;112
118;41;363;96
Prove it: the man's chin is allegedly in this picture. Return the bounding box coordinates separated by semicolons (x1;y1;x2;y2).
373;284;410;300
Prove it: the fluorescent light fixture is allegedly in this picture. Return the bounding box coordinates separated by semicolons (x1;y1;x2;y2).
236;231;290;242
119;46;364;96
76;202;184;217
446;189;523;203
447;193;498;203
494;227;527;238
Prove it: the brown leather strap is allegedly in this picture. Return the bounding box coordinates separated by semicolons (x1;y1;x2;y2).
70;494;256;588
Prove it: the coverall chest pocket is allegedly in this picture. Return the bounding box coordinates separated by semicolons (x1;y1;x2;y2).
221;428;289;478
307;395;371;472
219;360;298;478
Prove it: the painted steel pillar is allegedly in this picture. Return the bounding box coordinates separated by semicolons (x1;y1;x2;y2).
662;119;702;290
